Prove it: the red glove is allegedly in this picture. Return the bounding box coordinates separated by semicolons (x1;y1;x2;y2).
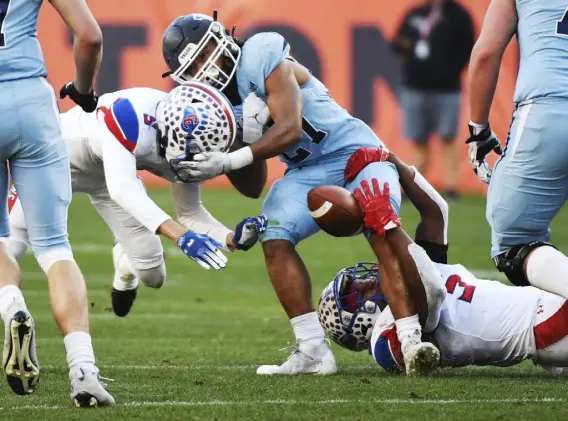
345;146;390;183
354;178;401;237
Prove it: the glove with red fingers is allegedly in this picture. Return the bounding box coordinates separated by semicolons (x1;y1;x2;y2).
353;178;401;237
345;146;390;183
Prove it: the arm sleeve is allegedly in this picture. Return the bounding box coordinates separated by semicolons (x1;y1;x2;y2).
171;182;233;248
96;106;171;234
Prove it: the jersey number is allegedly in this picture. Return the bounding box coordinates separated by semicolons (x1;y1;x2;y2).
0;0;11;48
557;8;568;36
445;274;476;303
281;117;328;163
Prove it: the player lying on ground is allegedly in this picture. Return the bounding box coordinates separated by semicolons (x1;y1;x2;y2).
159;12;437;375
320;147;568;374
466;0;568;300
7;83;267;318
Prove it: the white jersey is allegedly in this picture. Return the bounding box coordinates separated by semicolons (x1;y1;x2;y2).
371;263;543;371
61;88;178;184
57;87;231;243
432;263;538;367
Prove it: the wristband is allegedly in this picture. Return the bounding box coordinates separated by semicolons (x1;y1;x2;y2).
228;146;254;171
468;121;488;136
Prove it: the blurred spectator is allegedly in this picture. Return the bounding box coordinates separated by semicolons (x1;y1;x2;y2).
394;0;474;200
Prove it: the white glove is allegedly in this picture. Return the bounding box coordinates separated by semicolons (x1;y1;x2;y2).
182;152;231;181
466;122;502;185
242;93;270;144
183;147;254;182
472;160;492;184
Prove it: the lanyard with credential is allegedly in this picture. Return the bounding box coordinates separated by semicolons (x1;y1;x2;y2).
415;5;441;60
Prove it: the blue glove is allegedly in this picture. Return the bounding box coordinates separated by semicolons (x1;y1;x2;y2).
232;215;267;251
177;231;228;270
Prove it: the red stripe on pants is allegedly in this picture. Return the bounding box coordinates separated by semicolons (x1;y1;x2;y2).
534;301;568;350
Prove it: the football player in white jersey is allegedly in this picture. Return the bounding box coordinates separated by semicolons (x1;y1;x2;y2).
7;82;267;318
319;146;568;374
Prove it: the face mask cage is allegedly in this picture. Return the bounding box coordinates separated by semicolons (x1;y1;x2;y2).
317;262;386;351
171;21;241;91
333;262;384;317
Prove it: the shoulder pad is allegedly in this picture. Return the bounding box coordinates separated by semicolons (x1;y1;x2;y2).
239;32;291;96
97;98;140;152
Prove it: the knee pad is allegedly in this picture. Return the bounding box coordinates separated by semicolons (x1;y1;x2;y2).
493;241;557;286
35;246;74;274
137;264;166;289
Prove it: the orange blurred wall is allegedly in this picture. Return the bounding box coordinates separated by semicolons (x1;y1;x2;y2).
38;0;518;193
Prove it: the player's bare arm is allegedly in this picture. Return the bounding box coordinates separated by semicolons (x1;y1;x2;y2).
468;0;517;125
371;229;429;324
388;153;448;253
247;60;307;160
50;0;102;108
465;0;516;184
226;137;268;199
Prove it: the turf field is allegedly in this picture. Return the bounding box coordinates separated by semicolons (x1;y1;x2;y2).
2;188;568;420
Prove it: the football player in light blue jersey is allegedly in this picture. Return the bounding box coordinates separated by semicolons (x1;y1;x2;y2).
0;0;115;407
467;0;568;304
160;13;440;376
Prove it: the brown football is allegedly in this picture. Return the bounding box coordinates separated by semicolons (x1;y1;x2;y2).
307;185;364;237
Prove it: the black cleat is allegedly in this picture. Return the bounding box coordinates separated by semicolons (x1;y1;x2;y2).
3;311;40;395
111;287;137;317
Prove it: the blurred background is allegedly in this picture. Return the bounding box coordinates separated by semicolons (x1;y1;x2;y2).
38;0;518;194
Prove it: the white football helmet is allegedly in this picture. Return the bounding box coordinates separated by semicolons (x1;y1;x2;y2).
156;81;237;181
318;263;385;352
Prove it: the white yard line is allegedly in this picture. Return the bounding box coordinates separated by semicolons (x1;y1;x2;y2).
0;397;562;411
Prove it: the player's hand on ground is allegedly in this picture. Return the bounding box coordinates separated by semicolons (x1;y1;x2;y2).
183;152;231;181
177;231;227;270
232;215;268;251
60;82;99;113
466;123;502;184
344;147;390;182
354;178;401;237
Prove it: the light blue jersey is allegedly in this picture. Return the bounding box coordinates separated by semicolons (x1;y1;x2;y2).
0;0;46;82
235;32;380;168
234;33;400;246
514;1;568;103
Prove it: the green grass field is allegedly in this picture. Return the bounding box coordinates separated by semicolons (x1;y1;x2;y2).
2;189;568;420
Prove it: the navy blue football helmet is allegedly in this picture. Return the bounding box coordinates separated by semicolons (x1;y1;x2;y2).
162;12;240;91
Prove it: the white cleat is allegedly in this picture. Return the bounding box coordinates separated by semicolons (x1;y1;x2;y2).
256;340;338;375
70;366;116;407
3;311;40;395
404;341;440;376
